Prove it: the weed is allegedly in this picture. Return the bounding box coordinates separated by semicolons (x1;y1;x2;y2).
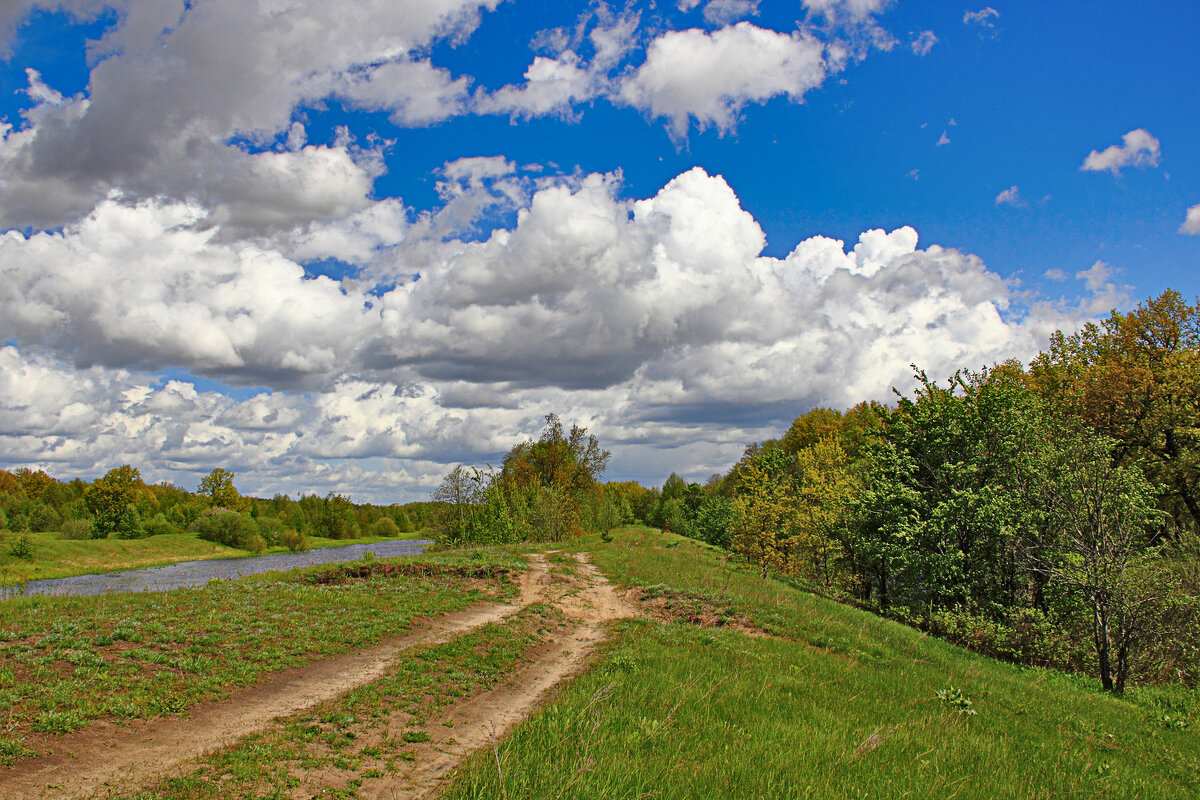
934;685;977;716
32;709;85;734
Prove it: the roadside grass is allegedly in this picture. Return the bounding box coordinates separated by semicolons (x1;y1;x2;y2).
441;527;1200;800
113;604;566;800
0;529;431;585
0;551;524;764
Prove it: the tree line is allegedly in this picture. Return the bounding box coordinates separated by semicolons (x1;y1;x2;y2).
0;465;419;555
657;290;1200;693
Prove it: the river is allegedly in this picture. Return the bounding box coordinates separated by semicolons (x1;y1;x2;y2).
1;538;432;599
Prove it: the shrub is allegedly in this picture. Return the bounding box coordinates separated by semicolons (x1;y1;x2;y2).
112;505;145;539
279;529;309;552
371;517;400;538
394;508;415;533
27;502;60;533
189;510;261;550
255;516;285;547
140;513;179;538
58;518;94;540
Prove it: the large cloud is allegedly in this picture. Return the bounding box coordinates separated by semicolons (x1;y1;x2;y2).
0;0;503;232
0;166;1115;498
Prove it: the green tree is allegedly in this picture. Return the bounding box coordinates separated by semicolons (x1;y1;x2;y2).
1029;290;1200;532
731;448;800;578
197;468;247;512
84;465;143;539
1034;429;1166;693
793;437;856;588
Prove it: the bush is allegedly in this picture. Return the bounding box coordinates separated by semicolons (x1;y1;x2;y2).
371;517;400;537
694;495;735;549
255;516;285;547
394;508;415;533
140;514;179;538
279;529;309;552
58;518;94;540
189;510;261;550
914;606;1087;673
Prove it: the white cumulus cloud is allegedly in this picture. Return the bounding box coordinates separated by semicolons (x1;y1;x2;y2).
0;165;1116;500
619;22;831;139
995;185;1023;206
1081;129;1161;175
1179;203;1200;235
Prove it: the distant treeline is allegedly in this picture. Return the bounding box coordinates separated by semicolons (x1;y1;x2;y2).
652;290;1200;693
0;466;419;553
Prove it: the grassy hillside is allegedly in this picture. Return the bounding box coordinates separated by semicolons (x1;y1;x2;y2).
444;528;1200;799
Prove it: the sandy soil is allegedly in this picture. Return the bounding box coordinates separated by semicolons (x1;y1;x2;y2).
2;552;636;800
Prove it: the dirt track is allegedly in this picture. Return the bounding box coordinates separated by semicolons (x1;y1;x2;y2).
2;552;634;800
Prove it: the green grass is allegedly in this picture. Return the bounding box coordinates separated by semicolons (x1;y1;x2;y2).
113;603;565;800
0;528;431;585
0;550;523;764
440;527;1200;800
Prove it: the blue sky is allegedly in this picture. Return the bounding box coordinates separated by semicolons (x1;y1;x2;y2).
0;1;1196;501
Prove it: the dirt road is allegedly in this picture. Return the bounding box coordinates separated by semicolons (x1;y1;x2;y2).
3;552;634;800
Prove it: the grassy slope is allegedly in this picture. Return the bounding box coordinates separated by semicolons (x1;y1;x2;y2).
443;528;1200;800
0;529;429;584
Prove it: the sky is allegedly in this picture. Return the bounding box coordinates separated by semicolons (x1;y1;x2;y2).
0;0;1196;503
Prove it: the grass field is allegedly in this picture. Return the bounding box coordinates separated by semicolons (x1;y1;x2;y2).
441;528;1200;800
6;527;1198;798
0;528;430;585
0;551;521;764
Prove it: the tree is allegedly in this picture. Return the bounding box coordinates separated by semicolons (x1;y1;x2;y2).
731;448;800;578
1034;429;1166;693
500;413;611;493
793;437;856;588
197;468;247;512
431;415;614;545
84;465;143;538
1029;290;1200;532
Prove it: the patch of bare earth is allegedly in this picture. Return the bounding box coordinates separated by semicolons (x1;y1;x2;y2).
627;584;772;637
2;552;639;800
348;552;638;800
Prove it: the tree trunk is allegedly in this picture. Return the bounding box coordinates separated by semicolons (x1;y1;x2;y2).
1092;595;1114;692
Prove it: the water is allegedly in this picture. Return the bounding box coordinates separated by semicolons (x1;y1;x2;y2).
1;539;432;599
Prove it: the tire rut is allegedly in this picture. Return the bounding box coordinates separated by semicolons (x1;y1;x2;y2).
1;557;553;800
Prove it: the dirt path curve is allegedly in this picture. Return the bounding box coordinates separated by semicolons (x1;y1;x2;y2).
357;552;638;800
1;557;554;800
